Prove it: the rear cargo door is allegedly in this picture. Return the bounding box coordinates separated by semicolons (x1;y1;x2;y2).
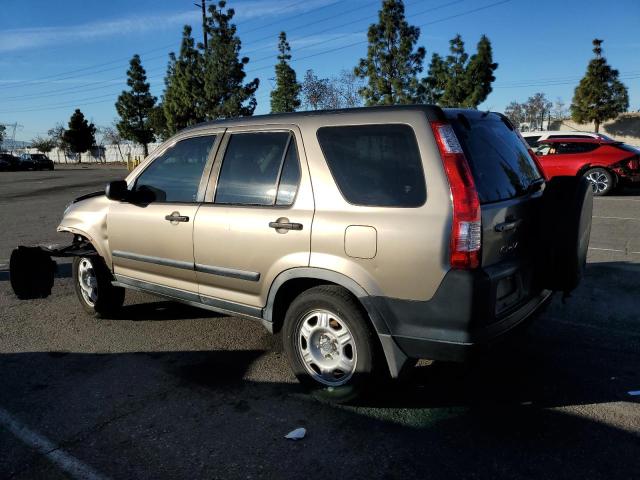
448;112;545;313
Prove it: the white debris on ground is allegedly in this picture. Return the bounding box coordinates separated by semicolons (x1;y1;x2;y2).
284;427;306;440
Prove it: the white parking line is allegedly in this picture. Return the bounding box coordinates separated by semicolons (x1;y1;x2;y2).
0;406;109;480
593;216;639;221
589;247;640;254
595;197;640;202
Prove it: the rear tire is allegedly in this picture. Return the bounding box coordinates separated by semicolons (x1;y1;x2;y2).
583;167;614;196
73;256;125;318
282;285;381;403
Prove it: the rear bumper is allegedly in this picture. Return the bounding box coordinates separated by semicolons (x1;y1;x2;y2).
362;268;553;363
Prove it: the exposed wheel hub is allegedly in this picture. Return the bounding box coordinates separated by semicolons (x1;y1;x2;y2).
78;257;98;307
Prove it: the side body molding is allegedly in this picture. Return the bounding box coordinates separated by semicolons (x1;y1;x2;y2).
263;267;409;378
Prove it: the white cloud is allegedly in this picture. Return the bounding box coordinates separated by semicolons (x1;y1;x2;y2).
0;0;336;53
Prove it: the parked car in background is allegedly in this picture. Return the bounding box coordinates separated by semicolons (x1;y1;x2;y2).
0;153;20;171
16;154;37;170
535;138;640;195
522;130;613;148
20;153;54;170
10;106;594;402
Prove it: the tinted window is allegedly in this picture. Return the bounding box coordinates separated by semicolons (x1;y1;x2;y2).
134;135;216;203
524;136;540;147
215;132;292;206
555;142;600;154
317;124;426;207
449;114;542;204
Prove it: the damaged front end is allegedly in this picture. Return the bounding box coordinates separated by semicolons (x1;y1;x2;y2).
10;237;97;299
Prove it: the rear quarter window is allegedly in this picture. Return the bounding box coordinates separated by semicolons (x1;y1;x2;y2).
449;113;542;204
317;124;426;207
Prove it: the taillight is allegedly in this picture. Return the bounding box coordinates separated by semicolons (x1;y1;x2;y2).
430;121;481;269
628;156;640;171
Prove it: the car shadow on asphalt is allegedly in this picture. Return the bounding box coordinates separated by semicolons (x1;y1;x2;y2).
111;301;225;322
0;262;72;282
0;346;638;479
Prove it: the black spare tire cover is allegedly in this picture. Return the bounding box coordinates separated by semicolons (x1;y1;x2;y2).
537;176;593;293
10;246;56;299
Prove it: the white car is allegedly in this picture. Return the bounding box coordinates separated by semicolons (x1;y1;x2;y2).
522;131;613;148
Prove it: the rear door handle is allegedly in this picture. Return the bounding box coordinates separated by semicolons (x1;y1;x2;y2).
269;220;303;231
165;212;189;223
495;219;521;232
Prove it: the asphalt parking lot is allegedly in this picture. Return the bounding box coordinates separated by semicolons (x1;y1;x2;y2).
0;167;638;480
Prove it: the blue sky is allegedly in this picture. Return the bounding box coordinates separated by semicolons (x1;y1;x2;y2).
1;0;639;142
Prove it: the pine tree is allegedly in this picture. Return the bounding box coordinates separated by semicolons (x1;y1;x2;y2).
418;53;447;104
115;55;157;156
270;32;301;113
464;35;498;108
202;1;259;119
355;0;425;105
62;109;96;163
439;35;468;107
571;39;629;132
420;34;497;108
149;104;170;141
163;26;205;134
0;125;5;148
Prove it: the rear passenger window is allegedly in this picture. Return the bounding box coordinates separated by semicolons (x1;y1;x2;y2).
317;124;426;207
215;132;300;206
555;142;600;154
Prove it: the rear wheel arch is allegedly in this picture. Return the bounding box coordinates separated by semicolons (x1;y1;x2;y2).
265;268;410;378
578;164;618;184
265;268;377;333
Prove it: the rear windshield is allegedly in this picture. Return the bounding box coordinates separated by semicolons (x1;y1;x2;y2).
448;113;543;204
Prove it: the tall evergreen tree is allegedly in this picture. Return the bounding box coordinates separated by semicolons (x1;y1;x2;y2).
270;32;301;113
420;34;497;108
163;26;205;134
0;125;5;148
115;55;157;156
354;0;425;105
464;35;498;108
439;34;468;107
149;104;170;141
62;109;96;163
571;39;629;132
202;1;259;119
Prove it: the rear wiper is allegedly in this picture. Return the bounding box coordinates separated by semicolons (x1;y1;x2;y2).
525;178;545;194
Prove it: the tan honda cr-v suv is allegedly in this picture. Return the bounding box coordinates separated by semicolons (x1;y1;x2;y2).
12;105;593;401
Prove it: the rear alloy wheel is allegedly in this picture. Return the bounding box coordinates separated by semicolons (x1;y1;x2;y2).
73;256;125;318
283;285;381;403
584;168;613;196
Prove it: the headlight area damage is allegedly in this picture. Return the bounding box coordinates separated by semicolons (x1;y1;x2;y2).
10;236;97;299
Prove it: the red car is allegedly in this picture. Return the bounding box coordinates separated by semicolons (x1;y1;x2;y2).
534;138;640;195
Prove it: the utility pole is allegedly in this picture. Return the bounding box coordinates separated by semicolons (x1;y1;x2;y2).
194;0;207;50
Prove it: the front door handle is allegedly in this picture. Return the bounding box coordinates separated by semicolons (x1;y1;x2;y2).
269;218;303;231
165;212;190;223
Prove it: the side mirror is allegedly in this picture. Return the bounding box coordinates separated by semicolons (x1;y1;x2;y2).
105;180;129;201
